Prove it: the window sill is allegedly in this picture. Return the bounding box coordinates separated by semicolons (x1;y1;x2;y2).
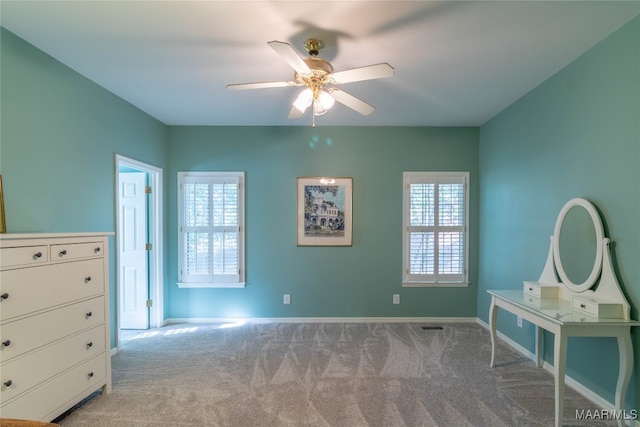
402;282;469;288
177;282;246;289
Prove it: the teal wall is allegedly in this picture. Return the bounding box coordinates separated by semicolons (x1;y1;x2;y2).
2;12;639;413
166;126;479;319
478;16;640;410
0;28;170;347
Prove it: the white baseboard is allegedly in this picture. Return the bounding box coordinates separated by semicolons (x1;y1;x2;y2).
114;317;474;358
164;316;478;325
476;318;639;427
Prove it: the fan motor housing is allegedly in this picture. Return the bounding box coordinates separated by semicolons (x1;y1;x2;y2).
295;57;334;86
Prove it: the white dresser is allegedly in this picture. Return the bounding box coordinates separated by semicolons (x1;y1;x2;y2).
0;233;112;421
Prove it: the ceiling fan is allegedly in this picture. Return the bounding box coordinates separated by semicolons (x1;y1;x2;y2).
227;39;394;125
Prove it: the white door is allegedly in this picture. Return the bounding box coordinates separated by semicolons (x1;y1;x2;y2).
119;172;149;329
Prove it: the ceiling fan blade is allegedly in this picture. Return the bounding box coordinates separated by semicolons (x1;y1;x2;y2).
328;89;376;116
288;105;304;119
227;81;298;90
267;41;312;75
330;63;394;84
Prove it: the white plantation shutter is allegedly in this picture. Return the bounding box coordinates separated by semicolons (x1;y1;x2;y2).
403;172;468;286
179;172;244;287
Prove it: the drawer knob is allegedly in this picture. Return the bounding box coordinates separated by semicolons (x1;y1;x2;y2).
86;342;93;349
33;251;43;259
0;293;9;300
86;312;93;318
88;372;94;379
2;340;11;347
94;247;101;253
580;304;586;309
85;276;92;283
528;287;533;292
4;380;12;387
59;249;68;257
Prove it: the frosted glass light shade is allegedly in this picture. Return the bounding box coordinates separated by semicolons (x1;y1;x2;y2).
313;90;335;116
293;89;313;113
293;88;335;116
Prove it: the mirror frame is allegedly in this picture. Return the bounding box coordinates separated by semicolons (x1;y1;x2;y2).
552;198;604;293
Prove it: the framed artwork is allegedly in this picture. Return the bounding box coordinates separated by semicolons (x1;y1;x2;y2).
297;177;352;246
0;175;5;233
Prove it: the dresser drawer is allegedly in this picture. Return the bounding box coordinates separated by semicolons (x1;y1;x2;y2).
0;297;105;363
523;281;559;298
1;326;105;404
0;259;104;321
0;354;106;421
0;246;49;269
50;241;104;262
572;296;623;319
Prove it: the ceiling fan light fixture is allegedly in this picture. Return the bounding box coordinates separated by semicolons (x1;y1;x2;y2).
318;90;335;110
293;88;313;113
313;90;335;116
313;100;328;116
293;88;335;116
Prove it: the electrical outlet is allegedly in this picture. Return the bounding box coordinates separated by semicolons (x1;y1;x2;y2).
283;294;291;305
517;316;523;328
393;294;400;305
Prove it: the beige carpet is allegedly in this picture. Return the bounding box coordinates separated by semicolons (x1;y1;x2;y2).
55;322;615;426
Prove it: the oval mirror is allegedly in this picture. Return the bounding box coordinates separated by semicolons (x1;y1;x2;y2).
552;198;604;292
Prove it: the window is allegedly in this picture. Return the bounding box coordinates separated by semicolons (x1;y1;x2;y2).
402;172;469;287
178;172;245;288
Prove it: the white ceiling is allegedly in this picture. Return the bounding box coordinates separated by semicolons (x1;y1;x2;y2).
1;1;638;126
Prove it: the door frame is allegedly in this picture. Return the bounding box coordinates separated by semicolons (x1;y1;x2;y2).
115;154;164;345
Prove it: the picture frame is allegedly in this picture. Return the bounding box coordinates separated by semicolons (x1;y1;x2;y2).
297;177;352;246
0;175;6;233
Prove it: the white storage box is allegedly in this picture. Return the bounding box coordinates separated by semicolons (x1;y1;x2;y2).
523;281;559;298
572;296;623;319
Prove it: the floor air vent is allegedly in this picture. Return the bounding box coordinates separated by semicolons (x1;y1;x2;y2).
421;326;444;330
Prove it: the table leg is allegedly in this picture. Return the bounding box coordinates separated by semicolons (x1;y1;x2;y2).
489;296;498;368
614;327;632;427
554;331;567;427
535;325;543;368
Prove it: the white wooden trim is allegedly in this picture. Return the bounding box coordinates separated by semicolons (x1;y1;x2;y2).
402;171;470;285
177;282;246;289
177;171;245;286
403;281;470;288
115;154;165;339
0;232;114;240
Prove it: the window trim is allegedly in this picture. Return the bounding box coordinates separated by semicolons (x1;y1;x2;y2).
177;171;245;289
402;171;469;288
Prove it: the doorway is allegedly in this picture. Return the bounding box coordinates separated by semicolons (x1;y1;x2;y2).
115;155;163;346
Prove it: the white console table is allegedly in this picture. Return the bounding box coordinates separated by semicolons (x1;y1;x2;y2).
488;289;639;427
488;198;639;427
